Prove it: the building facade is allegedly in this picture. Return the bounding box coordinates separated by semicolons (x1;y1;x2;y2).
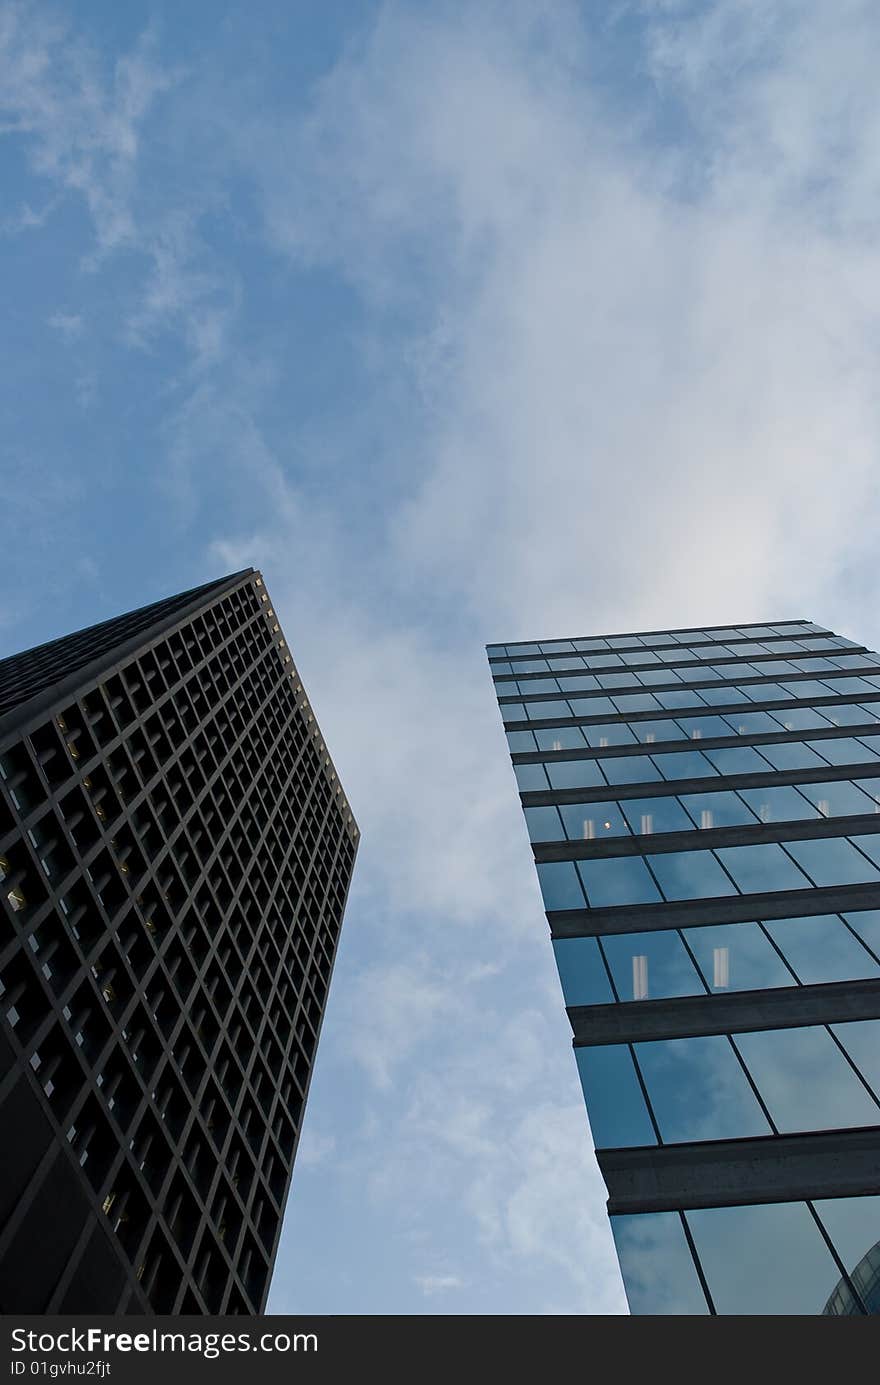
0;570;358;1314
489;619;880;1314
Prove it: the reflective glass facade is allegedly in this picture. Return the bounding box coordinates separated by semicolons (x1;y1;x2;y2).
0;572;358;1313
490;619;880;1314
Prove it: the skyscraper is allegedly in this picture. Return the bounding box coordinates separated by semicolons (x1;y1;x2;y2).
0;570;358;1314
489;618;880;1315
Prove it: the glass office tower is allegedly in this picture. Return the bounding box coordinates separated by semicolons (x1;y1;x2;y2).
0;570;358;1313
489;619;880;1314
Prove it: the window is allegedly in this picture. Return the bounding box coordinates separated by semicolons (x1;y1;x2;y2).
679;790;756;829
646;850;737;901
576;856;662;907
655;751;716;781
734;1026;880;1131
575;1046;656;1147
783;836;880;887
715;843;810;893
611;1213;708;1315
580;723;637;748
601;930;703;1001
634;1035;771;1143
685;1203;845;1315
558;800;630;841
534;726;585;751
523;806;563;843
535;861;584;911
620;796;695;836
552;937;614;1006
599;755;661;785
546;758;605;790
762;915;880;985
737;785;818;824
684;921;795;992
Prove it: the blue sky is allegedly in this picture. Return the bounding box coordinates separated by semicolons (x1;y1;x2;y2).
3;0;880;1315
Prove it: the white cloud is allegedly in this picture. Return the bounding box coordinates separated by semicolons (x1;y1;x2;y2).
47;310;82;339
414;1273;464;1296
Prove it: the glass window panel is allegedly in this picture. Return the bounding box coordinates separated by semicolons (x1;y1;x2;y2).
813;1195;880;1313
704;746;772;774
596;673;640;689
735;1026;880;1131
846;834;880;868
856;734;880;757
742;683;788;700
686;1203;844;1315
842;908;880;956
796;780;880;818
646;849;737;901
655;751;716;780
620;796;696;836
568;696;616;716
655;689;704;708
611;1213;708;1315
518;677;560;694
630;719;682;745
585;654;622;668
576;855;663;907
559;800;630;842
754;660;800;676
762;915;880;985
696;685;749;705
643;633;678;645
486;645;506;657
720;710;781;735
534;726;586;751
506;730;537;752
574;1046;656;1147
572;639;609;651
547;657;587;671
780;680;834;698
783;836;880;886
545;758;605;790
635;1035;771;1143
673;714;731;740
822;703;874;726
491;661;513;675
821;677;876;695
511;659;549;673
552;937;614;1006
525;700;570;721
832;1019;880;1099
790;657;839;672
679;790;757;829
599;755;662;785
857;703;880;724
612;694;662;713
535;861;585;911
732;641;772;654
772;706;833;732
715;843;811;893
638;669;683;685
684;921;795;992
556;676;599;693
737;784;819;824
513;763;548;791
678;666;721;682
539;641;574;654
510;643;540;655
770;641;807;654
804;736;873;764
501;702;526;721
756;742;829;771
606;635;642;648
580;723;637;748
523;806;564;843
601;930;704;1001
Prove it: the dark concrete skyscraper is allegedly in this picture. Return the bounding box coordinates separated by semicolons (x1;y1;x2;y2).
490;619;880;1315
0;570;358;1314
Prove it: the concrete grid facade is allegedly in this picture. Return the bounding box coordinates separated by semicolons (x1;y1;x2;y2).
0;570;357;1314
490;618;880;1314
